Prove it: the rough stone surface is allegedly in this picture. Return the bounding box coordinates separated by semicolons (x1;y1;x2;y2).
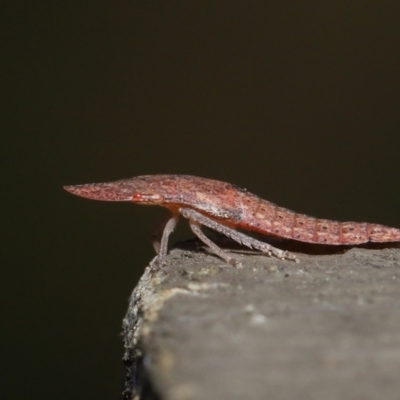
123;240;400;400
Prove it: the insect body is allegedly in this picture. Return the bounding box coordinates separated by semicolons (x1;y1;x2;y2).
64;175;400;266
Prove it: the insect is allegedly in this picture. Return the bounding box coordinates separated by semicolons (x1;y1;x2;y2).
64;174;400;266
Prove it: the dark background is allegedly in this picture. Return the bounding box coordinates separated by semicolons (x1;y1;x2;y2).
2;2;400;399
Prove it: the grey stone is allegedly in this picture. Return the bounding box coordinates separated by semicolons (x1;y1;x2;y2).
123;241;400;400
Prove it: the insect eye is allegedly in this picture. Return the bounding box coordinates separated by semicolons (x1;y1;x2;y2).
132;193;164;204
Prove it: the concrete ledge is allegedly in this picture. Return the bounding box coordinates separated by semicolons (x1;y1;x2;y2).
122;241;400;400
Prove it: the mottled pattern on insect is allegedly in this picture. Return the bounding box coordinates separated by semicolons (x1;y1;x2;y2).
64;175;400;266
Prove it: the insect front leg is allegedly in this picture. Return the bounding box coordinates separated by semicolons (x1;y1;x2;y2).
180;208;299;263
152;211;180;266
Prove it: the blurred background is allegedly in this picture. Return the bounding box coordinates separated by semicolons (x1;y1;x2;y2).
2;1;400;399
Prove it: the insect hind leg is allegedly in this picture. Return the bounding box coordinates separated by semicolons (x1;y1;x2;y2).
187;220;242;267
180;207;299;263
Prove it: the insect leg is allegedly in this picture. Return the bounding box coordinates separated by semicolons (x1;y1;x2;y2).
180;208;299;263
187;219;242;267
152;211;180;265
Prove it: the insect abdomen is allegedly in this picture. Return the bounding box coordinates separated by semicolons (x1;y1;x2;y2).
239;196;400;245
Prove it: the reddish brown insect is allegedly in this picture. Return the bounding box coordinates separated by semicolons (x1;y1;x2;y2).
64;174;400;266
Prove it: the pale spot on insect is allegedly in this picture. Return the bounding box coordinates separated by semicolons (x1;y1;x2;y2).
196;192;212;202
273;224;291;235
